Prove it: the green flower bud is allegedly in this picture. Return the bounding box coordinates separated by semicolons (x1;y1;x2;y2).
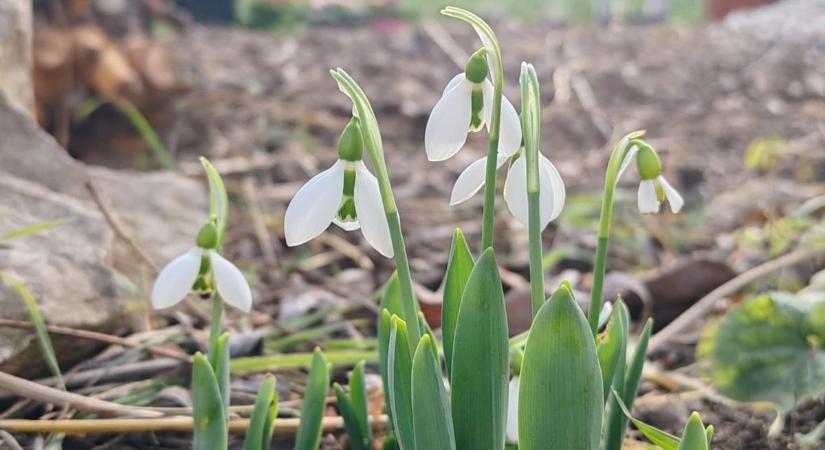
464;48;488;84
633;140;662;180
337;118;364;162
196;222;218;249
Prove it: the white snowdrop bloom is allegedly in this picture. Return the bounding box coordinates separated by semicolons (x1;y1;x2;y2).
506;376;520;444
284;119;393;258
425;50;522;162
450;150;565;230
151;223;252;312
618;141;684;214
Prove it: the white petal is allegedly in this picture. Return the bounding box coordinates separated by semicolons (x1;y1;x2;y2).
442;73;465;95
150;247;203;309
332;217;360;231
506;376;520;444
617;144;639;180
354;162;394;258
482;79;523;158
210;250;252;312
449;155;508;205
284;160;345;246
425;77;473;161
540;154;566;224
637;179;660;214
658;175;684;213
503;156;529;226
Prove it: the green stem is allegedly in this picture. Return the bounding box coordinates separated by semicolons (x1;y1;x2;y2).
329;69;420;353
587;132;642;336
520;63;544;317
387;210;421;351
208;293;223;357
441;7;504;251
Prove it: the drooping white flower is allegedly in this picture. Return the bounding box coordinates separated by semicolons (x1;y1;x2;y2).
151;224;252;312
618;142;684;214
424;50;522;162
506;376;520;444
450;150;566;230
284;119;393;258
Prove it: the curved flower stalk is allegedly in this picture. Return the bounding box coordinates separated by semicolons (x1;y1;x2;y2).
425;50;522;162
284;118;394;258
440;6;509;250
330;68;421;350
150;222;252;312
587;132;683;335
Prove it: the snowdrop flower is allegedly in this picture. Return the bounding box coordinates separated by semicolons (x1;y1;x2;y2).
618;141;684;214
450;149;565;230
151;222;252;312
506;376;520;444
284;118;393;257
425;49;522;162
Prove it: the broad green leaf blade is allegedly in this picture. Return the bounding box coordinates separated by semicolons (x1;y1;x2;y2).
441;228;475;378
597;300;628;402
243;374;277;450
611;388;679;450
388;317;415;450
518;283;603;450
412;335;456;450
603;301;630;450
678;412;709;450
335;384;370;450
706;292;825;411
192;352;228;450
350;361;373;445
200;157;229;246
705;425;714;446
1;272;64;389
451;249;509;450
0;219;67;241
209;332;231;421
294;348;330;450
381;273;404;317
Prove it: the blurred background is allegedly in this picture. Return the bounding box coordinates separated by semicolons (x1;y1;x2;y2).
1;0;824;448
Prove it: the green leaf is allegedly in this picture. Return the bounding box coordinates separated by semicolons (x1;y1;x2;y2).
0;219;67;241
706;292;825;411
412;335;456;450
597;300;628;402
618;318;654;441
1;272;64;389
230;350;375;373
378;309;394;420
243;374;278;450
209;332;231;421
381;272;405;318
335;383;370;450
678;412;709;450
450;249;509;450
113;98;175;170
441;229;475;378
518;283;603;450
349;360;372;444
603;301;631;450
611;388;679;450
200;157;229;246
388;317;415;450
192;352;228;450
294;348;330;450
